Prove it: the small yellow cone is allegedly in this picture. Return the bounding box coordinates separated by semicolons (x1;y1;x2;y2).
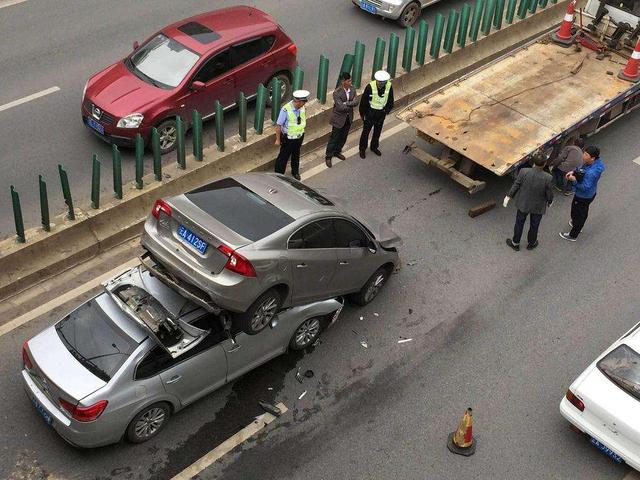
447;408;476;456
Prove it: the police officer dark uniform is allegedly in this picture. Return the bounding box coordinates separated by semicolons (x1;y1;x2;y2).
358;70;394;159
274;90;309;180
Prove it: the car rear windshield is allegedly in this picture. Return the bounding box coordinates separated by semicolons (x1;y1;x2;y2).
55;299;138;382
186;178;294;241
597;344;640;401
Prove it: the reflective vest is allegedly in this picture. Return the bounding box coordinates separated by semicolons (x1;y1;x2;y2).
369;80;391;110
283;102;306;139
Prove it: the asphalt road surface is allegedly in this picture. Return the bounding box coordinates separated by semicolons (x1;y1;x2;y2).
0;0;467;237
0;102;638;479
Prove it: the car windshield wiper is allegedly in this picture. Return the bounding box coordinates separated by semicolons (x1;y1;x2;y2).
125;58;164;89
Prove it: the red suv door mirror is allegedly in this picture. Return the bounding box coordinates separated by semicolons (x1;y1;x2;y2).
133;41;140;51
191;81;206;92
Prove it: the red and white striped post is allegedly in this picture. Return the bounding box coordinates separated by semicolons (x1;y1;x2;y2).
619;38;640;82
552;0;577;47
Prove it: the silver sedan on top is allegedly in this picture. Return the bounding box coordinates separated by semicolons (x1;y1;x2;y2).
21;264;343;448
141;173;401;336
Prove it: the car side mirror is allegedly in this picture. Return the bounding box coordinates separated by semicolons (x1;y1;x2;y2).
191;81;206;92
133;41;140;51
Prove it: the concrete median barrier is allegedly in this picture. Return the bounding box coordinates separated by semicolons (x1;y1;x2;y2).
0;0;576;301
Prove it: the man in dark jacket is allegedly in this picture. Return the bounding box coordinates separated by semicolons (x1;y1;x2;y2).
551;137;584;195
504;155;554;251
358;70;394;159
325;72;359;167
559;145;605;241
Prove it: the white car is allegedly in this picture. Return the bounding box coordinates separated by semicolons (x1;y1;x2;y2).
560;320;640;470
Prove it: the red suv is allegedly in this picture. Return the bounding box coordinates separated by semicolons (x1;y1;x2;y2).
82;6;297;153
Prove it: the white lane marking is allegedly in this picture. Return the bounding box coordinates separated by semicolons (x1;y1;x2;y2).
170;403;288;480
0;86;60;113
0;0;28;9
633;156;640;166
0;258;140;338
301;122;411;181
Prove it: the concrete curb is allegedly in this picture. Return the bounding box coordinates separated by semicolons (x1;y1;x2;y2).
0;0;573;301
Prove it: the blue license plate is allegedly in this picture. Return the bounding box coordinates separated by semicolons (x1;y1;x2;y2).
86;117;105;135
177;225;208;255
30;396;53;426
590;437;624;464
359;1;377;13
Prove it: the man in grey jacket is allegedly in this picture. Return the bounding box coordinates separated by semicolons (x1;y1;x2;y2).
504;155;554;251
325;72;359;167
551;137;584;195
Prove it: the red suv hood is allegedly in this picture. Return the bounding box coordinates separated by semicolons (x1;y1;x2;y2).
86;61;168;117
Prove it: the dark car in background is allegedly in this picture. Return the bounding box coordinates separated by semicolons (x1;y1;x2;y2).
82;6;297;153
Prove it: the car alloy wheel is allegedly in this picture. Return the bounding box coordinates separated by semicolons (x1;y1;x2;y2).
250;296;279;332
294;317;321;349
399;3;420;27
364;272;386;303
134;407;166;440
159;125;177;151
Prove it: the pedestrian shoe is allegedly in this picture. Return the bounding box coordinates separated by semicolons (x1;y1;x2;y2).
371;148;382;156
559;232;577;242
325;157;332;168
335;153;346;160
359;150;366;159
506;239;520;251
293;173;301;181
526;240;539;250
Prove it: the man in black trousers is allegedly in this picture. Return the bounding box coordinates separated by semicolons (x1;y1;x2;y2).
504;155;554;251
325;72;359;167
358;70;394;159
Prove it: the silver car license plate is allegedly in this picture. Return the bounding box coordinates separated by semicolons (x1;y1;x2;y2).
177;225;208;255
590;437;624;464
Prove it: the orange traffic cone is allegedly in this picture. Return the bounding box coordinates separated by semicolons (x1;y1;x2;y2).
552;0;578;47
619;38;640;82
447;408;476;456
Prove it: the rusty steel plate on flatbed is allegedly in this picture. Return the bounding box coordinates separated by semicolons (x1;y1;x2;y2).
397;39;631;176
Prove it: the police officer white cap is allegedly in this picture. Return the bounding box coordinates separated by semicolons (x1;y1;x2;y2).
292;90;310;100
374;70;391;82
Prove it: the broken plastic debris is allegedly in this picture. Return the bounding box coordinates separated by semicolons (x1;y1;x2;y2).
398;338;413;344
298;391;307;400
304;369;315;378
407;261;418;266
295;367;304;384
374;313;379;317
267;387;274;391
259;401;282;417
360;338;369;349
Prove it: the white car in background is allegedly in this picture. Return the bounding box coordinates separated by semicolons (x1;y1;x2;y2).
352;0;440;27
560;320;640;470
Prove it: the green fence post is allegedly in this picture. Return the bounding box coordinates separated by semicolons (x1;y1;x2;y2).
494;0;505;28
415;20;429;65
134;133;144;189
402;27;416;72
444;9;460;53
470;0;485;41
215;100;224;152
192;110;203;161
481;0;496;35
39;175;50;232
353;41;366;88
387;33;400;78
150;128;161;181
10;186;25;243
317;55;329;104
91;153;100;209
176;116;186;169
539;0;548;8
336;53;355;87
528;0;538;14
372;37;386;78
516;0;528;17
238;92;247;142
271;77;282;123
112;144;122;199
58;164;75;220
292;66;304;91
506;0;518;23
458;4;471;47
430;13;445;59
254;84;267;134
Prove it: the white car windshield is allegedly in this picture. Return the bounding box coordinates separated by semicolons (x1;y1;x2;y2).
130;34;200;88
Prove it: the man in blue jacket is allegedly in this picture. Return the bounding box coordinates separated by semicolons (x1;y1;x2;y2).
559;145;605;241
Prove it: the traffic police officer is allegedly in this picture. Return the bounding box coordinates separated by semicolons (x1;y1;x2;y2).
274;89;309;180
358;70;394;159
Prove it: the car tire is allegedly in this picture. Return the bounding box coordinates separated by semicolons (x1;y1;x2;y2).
156;118;178;154
266;73;292;107
126;402;171;444
235;288;283;335
397;2;421;27
289;316;323;350
351;267;389;306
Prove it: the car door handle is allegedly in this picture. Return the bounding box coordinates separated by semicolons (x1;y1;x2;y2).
339;261;349;265
296;263;308;269
166;375;182;384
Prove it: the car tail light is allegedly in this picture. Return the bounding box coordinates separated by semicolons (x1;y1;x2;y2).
59;398;108;422
566;389;585;412
217;244;256;277
287;43;298;56
151;199;172;219
22;342;33;370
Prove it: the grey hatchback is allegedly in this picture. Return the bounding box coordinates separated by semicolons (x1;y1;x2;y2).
141;173;401;335
21;264;342;447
